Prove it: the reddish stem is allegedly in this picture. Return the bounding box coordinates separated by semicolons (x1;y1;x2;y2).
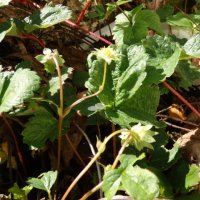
163;81;200;118
65;20;112;45
20;33;46;48
76;0;92;25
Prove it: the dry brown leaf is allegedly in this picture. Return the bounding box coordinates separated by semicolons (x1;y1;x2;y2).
177;128;200;165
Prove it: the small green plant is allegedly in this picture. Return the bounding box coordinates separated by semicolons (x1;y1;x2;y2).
1;1;200;200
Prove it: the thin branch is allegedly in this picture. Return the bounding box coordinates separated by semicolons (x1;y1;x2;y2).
76;0;92;25
111;0;132;23
52;56;64;171
61;129;130;200
74;123;103;198
156;114;199;127
80;134;132;200
162;121;192;132
65;134;87;171
65;20;112;45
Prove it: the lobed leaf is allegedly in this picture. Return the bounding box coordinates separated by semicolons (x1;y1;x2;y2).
121;165;159;200
113;6;163;45
24;4;72;32
22;108;58;148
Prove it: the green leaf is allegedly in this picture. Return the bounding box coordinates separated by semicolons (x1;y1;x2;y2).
0;20;18;42
167;159;190;193
149;167;173;198
121;165;159;200
28;171;57;193
86;55;115;105
0;71;13;101
102;168;122;200
156;5;174;22
167;13;194;28
113;6;163;45
87;4;105;20
150;144;181;171
86;44;160;127
135;10;164;35
102;153;145;200
143;35;181;83
185;164;200;189
36;48;65;74
24;4;72;32
117;85;160;126
120;153;145;169
48;67;73;96
106;0;132;16
22;108;58;148
9;183;33;200
113;5;144;45
0;68;40;113
176;61;200;90
183;33;200;57
0;0;11;7
115;45;148;106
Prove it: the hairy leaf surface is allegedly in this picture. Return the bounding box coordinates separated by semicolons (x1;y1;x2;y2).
23;108;58;148
24;4;72;32
0;68;40;113
183;33;200;57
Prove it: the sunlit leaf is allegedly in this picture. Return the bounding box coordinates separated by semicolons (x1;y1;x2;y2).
48;67;73;96
0;68;40;113
121;165;159;200
183;33;200;57
185;164;200;189
24;4;72;32
102;168;122;200
9;183;33;200
28;171;57;194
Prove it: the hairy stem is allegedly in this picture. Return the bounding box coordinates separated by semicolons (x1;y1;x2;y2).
52;56;64;171
63;61;107;118
61;129;131;200
80;133;132;200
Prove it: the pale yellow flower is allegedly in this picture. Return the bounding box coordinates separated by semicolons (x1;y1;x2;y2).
94;46;120;64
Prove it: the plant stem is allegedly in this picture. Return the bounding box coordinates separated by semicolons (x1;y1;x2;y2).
47;191;53;200
52;56;64;171
79;133;132;200
76;0;92;25
163;81;200;118
61;129;131;200
99;62;107;91
74;123;103;197
63;61;107;118
65;20;112;45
